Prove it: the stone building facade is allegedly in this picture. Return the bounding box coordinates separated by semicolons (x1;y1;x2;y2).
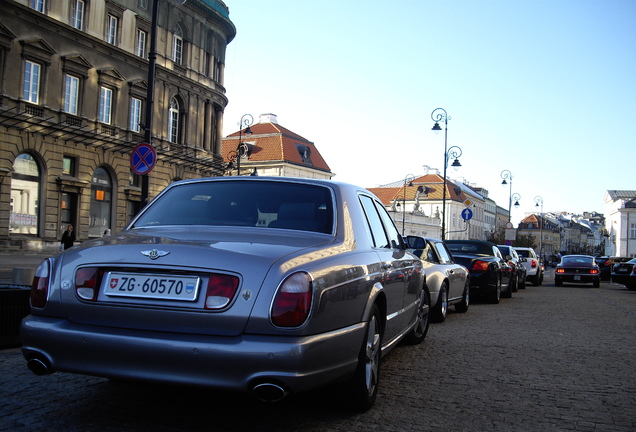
0;0;235;251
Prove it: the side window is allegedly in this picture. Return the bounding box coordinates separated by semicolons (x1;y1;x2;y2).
493;246;503;259
434;242;454;264
422;243;438;264
375;201;403;249
359;195;389;249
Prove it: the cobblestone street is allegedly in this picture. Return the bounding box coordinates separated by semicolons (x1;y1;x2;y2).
2;274;635;431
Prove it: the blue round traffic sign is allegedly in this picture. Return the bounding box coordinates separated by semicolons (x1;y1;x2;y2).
130;143;156;175
461;208;473;221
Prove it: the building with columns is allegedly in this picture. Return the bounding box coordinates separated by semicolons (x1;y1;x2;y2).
1;0;235;251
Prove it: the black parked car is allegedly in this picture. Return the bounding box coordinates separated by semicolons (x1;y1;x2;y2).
497;245;527;290
555;255;600;287
596;256;632;281
445;240;513;304
611;257;636;290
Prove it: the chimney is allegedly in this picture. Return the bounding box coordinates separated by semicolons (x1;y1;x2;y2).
259;113;278;124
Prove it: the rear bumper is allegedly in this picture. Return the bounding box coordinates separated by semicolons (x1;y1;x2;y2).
611;275;634;286
555;274;599;284
21;315;364;394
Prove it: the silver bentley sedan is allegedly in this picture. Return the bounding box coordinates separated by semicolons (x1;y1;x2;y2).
21;177;430;410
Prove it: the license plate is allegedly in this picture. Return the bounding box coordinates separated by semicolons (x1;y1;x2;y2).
617;268;628;273
574;275;581;281
105;272;200;301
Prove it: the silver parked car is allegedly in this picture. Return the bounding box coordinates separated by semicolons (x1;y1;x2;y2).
21;177;430;411
406;236;470;322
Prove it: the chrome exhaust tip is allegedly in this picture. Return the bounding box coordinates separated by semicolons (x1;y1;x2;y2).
251;382;288;403
27;358;52;376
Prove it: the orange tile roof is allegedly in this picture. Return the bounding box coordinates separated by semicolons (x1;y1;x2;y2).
368;174;467;205
222;121;331;172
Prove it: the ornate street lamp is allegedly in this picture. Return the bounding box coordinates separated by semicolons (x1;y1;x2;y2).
535;196;544;260
432;108;462;241
501;170;520;222
232;114;253;176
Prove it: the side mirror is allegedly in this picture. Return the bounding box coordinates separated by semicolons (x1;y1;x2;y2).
405;235;425;250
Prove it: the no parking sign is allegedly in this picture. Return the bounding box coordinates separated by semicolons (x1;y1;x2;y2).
130;143;156;175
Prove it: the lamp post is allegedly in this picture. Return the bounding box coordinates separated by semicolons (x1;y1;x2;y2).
235;114;254;176
140;0;160;209
400;174;415;236
432;108;462;241
535;196;544;260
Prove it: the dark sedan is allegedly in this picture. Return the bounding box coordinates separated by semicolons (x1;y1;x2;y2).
597;256;632;281
555;255;600;287
445;240;512;304
611;257;636;290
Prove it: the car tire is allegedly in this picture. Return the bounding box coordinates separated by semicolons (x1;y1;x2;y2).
555;277;563;287
431;282;448;323
347;304;382;411
490;277;502;304
593;279;600;288
404;287;430;344
455;281;469;313
502;275;513;299
511;274;518;292
519;275;526;289
532;273;541;286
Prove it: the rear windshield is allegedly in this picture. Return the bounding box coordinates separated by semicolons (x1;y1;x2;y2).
446;242;492;255
515;249;532;258
132;180;334;234
562;256;594;265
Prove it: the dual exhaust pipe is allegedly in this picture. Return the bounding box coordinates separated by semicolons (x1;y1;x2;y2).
27;356;288;403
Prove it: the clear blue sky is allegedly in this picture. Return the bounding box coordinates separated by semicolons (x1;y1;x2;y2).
222;0;635;224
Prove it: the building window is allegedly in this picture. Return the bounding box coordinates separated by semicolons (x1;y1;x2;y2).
106;14;118;45
136;29;147;58
64;74;79;115
31;0;45;13
168;97;179;143
23;60;41;104
173;25;183;65
631;223;636;239
90;167;112;237
71;0;85;30
10;153;40;235
129;97;142;133
99;86;113;124
138;0;148;9
63;156;76;176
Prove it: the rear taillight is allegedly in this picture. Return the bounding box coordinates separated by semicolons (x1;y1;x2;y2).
556;268;565;274
31;259;51;308
205;274;240;309
471;261;490;272
271;272;312;327
75;267;103;301
590;269;599;275
530;259;537;268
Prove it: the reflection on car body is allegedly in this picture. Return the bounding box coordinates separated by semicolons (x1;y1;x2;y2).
21;177;431;411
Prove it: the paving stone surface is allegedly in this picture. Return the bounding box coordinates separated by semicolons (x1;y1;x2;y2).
1;272;635;431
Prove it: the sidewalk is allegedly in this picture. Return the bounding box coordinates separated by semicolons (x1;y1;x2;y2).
0;252;57;286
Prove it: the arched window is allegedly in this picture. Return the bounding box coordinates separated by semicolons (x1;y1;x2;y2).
168;97;180;143
90;167;113;237
10;153;40;235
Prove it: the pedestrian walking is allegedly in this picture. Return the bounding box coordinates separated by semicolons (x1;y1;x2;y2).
61;224;75;250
